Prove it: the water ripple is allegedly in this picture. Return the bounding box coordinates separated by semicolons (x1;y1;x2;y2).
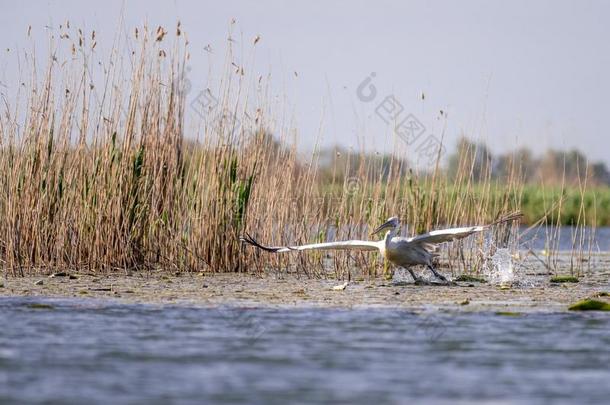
1;298;609;404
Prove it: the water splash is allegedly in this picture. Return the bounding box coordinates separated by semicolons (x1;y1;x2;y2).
485;248;514;285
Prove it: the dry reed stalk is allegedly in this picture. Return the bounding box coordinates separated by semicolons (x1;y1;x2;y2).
1;25;591;279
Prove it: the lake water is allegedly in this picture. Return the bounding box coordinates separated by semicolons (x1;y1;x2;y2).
1;298;609;404
519;226;610;252
327;225;610;252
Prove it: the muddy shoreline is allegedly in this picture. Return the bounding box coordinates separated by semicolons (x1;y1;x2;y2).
2;269;609;312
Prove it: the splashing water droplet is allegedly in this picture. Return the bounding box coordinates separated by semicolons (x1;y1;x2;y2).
485;248;514;285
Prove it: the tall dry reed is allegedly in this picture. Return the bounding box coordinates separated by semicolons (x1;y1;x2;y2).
0;24;593;278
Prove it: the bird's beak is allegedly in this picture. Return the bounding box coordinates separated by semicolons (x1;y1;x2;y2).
371;219;394;236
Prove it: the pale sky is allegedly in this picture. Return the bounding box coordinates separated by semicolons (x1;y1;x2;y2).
1;0;609;164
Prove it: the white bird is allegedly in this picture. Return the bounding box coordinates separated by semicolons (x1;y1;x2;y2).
240;212;522;284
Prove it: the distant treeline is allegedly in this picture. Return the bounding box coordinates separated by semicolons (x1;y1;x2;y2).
447;138;610;186
315;137;610;187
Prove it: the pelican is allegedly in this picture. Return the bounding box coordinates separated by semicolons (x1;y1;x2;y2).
240;212;522;284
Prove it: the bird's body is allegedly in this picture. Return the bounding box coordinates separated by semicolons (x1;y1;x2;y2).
384;238;434;268
241;212;521;284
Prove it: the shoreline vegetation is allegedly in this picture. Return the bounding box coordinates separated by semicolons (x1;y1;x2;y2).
0;23;606;277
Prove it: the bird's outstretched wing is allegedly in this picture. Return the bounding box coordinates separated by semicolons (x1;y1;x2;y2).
240;233;380;253
407;225;486;244
407;211;522;245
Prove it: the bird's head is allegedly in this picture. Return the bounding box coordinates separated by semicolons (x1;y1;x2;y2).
371;216;400;236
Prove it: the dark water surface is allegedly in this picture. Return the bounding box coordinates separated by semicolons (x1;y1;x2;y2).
519;226;610;251
1;298;609;405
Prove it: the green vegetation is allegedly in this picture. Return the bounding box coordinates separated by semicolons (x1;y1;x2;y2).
27;303;55;310
316;182;610;226
451;184;610;226
454;275;487;283
568;299;610;311
520;186;610;226
550;275;580;283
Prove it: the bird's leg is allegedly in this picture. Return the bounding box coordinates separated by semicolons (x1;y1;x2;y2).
407;268;431;285
426;264;453;285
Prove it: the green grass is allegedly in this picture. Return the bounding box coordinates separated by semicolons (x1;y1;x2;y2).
318;182;610;226
443;184;610;226
520;185;610;226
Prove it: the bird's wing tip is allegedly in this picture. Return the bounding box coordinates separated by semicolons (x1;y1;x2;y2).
239;233;281;253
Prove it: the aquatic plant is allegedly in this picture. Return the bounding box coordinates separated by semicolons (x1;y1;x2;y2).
568;299;610;311
454;275;487;283
550;275;579;283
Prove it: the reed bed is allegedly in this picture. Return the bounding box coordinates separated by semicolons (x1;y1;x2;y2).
0;24;596;278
